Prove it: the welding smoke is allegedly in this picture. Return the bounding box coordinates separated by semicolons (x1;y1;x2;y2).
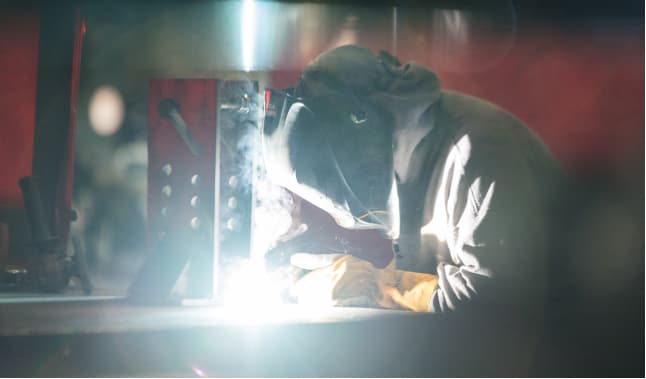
234;106;297;259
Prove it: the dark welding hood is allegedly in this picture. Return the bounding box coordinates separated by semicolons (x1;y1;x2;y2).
261;88;396;232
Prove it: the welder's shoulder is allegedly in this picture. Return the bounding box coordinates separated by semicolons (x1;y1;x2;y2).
440;90;531;143
439;90;554;174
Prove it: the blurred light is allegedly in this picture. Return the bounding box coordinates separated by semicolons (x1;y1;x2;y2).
88;86;124;136
442;10;469;45
218;302;302;325
221;259;284;311
250;174;294;259
329;15;358;48
190;365;207;378
392;7;398;56
241;0;256;72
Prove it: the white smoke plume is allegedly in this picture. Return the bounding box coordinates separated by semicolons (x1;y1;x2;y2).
234;94;297;260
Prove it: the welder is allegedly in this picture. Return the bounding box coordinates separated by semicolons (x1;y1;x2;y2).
262;45;563;314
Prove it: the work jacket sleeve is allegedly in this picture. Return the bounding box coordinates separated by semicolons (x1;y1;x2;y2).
428;134;547;313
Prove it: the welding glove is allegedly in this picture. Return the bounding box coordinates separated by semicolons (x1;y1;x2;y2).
385;269;439;312
290;253;438;311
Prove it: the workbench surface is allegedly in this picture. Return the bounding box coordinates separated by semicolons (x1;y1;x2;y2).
0;294;416;336
0;294;590;376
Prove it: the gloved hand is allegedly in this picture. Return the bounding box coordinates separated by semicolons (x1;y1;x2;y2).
290;253;438;312
385;270;439;312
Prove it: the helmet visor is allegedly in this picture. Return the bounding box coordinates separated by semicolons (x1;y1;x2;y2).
261;88;394;231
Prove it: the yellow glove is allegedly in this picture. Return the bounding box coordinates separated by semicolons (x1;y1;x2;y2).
290;254;438;312
290;253;392;307
383;269;439;312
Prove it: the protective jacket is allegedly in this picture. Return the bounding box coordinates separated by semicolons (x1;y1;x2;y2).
393;89;562;312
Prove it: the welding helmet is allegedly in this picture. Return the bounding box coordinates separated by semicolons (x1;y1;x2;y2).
261;87;396;232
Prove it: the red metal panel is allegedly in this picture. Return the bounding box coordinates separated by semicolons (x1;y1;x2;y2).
0;8;40;208
147;79;218;295
0;6;82;264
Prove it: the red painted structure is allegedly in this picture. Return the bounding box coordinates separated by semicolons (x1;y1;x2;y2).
0;5;84;265
0;8;40;208
145;79;218;297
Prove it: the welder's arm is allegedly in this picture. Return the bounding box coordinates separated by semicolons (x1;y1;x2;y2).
425;150;542;313
426;172;504;313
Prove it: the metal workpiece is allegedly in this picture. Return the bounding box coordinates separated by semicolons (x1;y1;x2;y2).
215;80;260;271
220;93;250;114
137;79;220;301
219;92;253;114
217;82;260;128
158;98;202;156
136;79;259;302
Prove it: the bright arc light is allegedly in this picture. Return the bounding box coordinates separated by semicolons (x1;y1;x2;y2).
241;0;255;72
221;259;284;311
